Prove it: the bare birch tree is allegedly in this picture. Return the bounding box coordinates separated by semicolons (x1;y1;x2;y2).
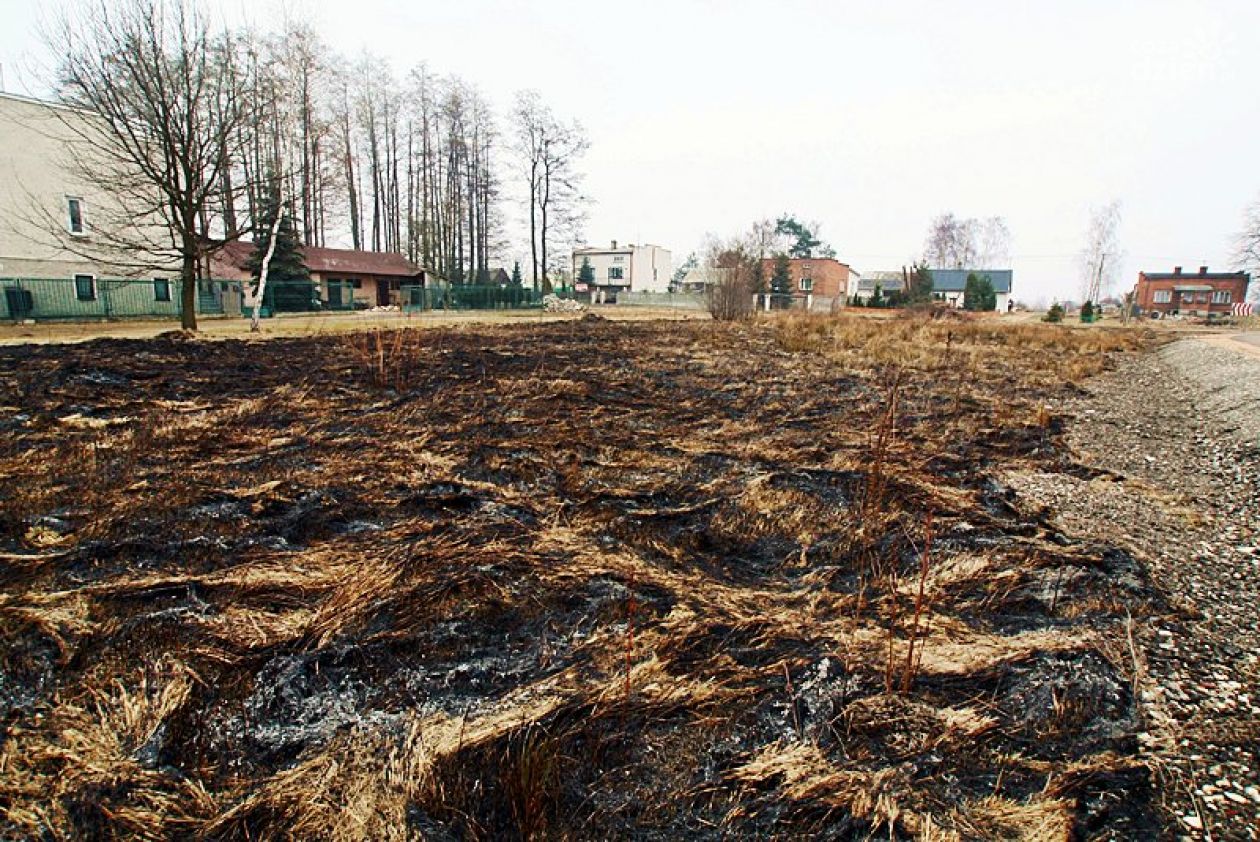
924;213;979;269
976;217;1012;268
1079;201;1122;305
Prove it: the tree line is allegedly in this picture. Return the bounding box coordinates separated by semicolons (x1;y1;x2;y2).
47;0;588;328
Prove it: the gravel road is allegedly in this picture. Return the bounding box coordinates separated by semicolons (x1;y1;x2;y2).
1010;337;1260;840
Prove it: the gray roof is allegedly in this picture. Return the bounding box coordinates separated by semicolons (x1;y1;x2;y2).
858;277;905;292
1142;271;1248;281
928;269;1013;294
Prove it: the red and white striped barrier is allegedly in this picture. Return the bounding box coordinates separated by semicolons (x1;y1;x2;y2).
1233;303;1254;316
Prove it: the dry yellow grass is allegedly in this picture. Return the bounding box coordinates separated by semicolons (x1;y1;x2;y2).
0;318;1162;838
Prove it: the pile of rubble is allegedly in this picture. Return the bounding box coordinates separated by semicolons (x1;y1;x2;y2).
542;293;586;312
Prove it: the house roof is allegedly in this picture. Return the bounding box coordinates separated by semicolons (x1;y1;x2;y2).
759;256;852;270
928;269;1013;294
214;240;425;279
1141;271;1248;281
858;277;905;292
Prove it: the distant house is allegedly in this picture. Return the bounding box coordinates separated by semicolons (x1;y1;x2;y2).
758;256;856;310
571;241;672;300
213;241;438;310
928;269;1013;311
482;267;511;286
676;266;731;294
1134;266;1250;318
853;271;905;303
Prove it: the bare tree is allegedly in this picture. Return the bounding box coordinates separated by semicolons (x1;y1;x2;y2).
48;0;251;330
703;239;756;321
923;213;979;269
976;217;1012;268
1231;194;1260;303
1080;201;1123;305
513;91;588;292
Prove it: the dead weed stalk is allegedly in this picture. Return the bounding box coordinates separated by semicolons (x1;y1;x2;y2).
341;328;427;390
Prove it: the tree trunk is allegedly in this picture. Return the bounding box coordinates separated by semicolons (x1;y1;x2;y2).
529;161;538;292
180;242;198;331
251;209;283;331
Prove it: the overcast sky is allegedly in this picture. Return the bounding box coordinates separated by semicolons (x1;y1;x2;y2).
2;0;1258;304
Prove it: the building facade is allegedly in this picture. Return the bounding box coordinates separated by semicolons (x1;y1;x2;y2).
0;91;177;282
572;241;672;299
1134;266;1250;318
759;256;856;310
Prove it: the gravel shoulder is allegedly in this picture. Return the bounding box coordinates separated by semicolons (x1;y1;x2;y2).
1009;337;1260;840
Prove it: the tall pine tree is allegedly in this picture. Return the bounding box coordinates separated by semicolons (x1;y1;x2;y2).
577;256;595;285
246;190;309;284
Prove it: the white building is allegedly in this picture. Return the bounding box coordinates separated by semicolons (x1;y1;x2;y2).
572;241;671;299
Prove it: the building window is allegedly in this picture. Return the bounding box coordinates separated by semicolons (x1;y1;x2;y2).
1212;290;1232;304
66;197;85;235
1153;290;1171;303
74;274;96;301
799;277;814;292
349;278;362;289
613;255;625;263
608;267;624;281
153;278;171;302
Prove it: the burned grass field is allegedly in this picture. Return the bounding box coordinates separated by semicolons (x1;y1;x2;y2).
0;314;1160;839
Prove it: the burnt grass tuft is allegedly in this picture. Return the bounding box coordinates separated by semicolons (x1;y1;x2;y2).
0;316;1163;839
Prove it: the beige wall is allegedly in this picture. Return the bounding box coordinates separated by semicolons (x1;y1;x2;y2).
0;93;176;280
572;244;672;293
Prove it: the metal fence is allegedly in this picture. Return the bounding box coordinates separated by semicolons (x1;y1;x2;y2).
0;277;241;321
0;277;585;322
401;284;578;312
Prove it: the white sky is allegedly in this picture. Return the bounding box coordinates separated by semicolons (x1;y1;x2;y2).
2;0;1258;304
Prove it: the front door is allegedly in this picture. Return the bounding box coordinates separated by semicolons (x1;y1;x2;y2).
377;278;390;307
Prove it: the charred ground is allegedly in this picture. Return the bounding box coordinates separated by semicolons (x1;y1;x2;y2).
0;315;1163;839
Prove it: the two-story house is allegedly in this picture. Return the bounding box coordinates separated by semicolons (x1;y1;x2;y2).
571;241;672;301
759;256;856;310
1134;266;1250;318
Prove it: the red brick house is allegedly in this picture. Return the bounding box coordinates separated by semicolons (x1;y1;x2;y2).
1134;266;1250;318
758;256;855;308
212;241;436;309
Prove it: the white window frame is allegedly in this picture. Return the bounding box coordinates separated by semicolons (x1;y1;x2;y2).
66;196;86;235
799;277;814;292
608;267;625;281
1212;290;1231;304
1153;290;1171;303
74;274;97;301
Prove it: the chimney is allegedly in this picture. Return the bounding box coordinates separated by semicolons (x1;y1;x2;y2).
1199;265;1208;274
611;240;617;249
1173;266;1182;275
